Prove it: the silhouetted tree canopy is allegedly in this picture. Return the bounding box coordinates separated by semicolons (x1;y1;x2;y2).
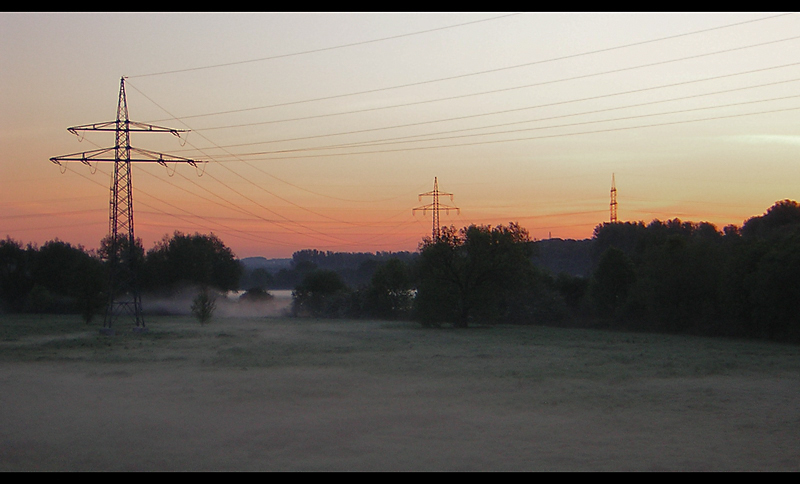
0;237;35;312
362;258;413;320
142;232;241;294
240;267;274;291
5;199;800;343
741;199;800;239
292;269;350;318
591;246;636;318
585;201;800;341
0;237;104;318
414;223;539;327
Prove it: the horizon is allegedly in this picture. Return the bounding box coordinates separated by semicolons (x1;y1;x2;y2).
3;12;799;259
6;199;790;261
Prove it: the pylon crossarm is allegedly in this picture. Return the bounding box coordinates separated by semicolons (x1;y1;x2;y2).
414;202;458;211
418;190;453;198
131;147;204;167
67;121;188;135
50;147;117;165
413;206;431;215
50;147;204;167
127;121;188;136
68;122;117;134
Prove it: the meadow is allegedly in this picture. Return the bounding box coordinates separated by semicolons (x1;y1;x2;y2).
1;313;798;471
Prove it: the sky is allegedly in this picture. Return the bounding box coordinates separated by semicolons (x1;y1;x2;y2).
2;11;800;259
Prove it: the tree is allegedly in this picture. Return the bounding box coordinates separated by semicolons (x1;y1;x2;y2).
0;237;34;312
721;200;800;340
240;267;274;291
748;227;800;341
590;246;636;318
742;199;800;239
30;239;106;319
97;233;145;288
591;221;646;264
414;223;536;327
142;232;241;294
362;258;413;320
1;237;105;319
292;269;350;318
191;287;216;324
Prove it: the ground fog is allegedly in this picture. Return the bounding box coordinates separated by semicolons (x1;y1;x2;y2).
0;314;798;471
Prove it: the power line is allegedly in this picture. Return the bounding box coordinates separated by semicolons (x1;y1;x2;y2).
127;80;428;205
59;135;424;250
0;209;105;220
186;62;800;151
145;13;792;123
144;39;800;161
116;16;800;230
127;81;432;225
295;93;800;153
62;162;314;249
198;104;800;162
129;13;521;78
213;85;800;158
54;14;795;255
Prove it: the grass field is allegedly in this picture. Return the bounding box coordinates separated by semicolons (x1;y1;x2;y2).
1;313;799;471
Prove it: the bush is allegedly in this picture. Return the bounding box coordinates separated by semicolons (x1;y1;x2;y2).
191;288;217;324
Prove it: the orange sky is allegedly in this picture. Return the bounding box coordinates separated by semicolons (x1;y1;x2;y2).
3;12;800;259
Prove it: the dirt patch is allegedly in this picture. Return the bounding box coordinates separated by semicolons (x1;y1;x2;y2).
0;316;798;471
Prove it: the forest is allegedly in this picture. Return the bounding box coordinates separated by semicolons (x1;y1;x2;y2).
2;200;800;343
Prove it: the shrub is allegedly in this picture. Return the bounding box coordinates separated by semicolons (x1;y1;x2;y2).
191;287;217;324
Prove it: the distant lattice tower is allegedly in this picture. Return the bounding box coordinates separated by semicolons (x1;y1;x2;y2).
413;177;459;241
610;173;618;223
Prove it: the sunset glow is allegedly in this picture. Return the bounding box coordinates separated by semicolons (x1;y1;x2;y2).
3;12;800;258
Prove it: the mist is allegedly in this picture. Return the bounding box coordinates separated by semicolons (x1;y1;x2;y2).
141;287;293;319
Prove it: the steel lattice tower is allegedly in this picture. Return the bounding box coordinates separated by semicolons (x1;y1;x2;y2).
413;177;459;241
51;77;205;334
610;173;618;223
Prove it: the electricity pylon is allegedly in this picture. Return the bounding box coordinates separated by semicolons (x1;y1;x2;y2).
413;177;459;241
610;173;618;223
51;77;205;334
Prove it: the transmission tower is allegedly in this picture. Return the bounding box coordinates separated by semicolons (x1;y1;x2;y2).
610;173;618;223
413;177;459;241
51;77;205;334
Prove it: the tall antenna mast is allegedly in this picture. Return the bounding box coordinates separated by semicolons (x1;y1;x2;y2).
610;173;618;223
51;77;206;334
413;177;459;241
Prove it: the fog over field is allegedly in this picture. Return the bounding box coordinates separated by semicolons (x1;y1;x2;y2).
142;289;294;319
1;315;798;471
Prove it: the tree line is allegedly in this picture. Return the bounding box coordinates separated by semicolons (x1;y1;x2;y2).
0;231;242;323
3;200;800;343
240;249;417;291
287;200;800;343
587;199;800;342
